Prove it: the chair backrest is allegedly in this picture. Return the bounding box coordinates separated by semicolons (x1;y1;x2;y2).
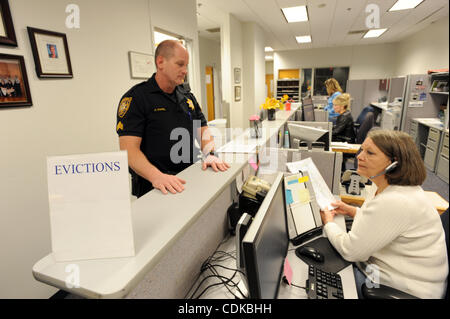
440;209;449;299
356;106;374;125
356;112;375;144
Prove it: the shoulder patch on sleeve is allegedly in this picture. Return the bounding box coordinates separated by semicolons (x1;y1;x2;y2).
118;97;133;118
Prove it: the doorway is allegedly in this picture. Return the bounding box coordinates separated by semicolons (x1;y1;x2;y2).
205;66;215;121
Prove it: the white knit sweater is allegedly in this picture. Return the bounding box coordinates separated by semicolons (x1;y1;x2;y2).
324;184;448;299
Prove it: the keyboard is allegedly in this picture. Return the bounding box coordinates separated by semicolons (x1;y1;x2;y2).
306;265;344;299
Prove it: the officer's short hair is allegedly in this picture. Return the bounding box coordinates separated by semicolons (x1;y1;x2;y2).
155;40;184;66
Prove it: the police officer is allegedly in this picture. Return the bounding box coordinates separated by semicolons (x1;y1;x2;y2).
116;40;229;197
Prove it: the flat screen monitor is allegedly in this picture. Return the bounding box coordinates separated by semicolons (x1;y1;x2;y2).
288;123;327;143
302;103;315;122
302;97;313;106
242;172;289;299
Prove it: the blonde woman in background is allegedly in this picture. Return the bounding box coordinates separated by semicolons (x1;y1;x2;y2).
332;93;355;143
324;78;343;123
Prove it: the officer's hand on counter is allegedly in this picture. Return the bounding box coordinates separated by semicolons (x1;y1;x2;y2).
202;154;230;172
151;172;186;195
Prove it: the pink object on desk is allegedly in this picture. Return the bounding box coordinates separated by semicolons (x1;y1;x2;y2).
284;257;293;285
249;156;258;171
285;102;291;111
249;115;260;121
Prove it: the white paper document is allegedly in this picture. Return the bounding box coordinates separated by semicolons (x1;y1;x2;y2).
286;157;336;211
47;151;135;262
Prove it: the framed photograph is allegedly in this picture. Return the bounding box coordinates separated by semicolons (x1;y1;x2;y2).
0;0;17;46
27;27;73;78
234;86;241;102
129;51;155;79
234;67;241;84
0;53;32;108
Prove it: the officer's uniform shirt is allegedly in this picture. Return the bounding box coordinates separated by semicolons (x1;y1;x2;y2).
116;73;207;197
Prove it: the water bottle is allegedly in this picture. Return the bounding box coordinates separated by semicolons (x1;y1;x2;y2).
284;130;290;148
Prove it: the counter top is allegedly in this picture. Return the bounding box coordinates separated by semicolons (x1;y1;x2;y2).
33;105;299;299
412;118;446;131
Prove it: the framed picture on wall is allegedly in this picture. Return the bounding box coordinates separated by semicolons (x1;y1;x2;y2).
27;27;73;78
0;53;32;108
129;51;155;79
0;0;17;46
235;86;241;102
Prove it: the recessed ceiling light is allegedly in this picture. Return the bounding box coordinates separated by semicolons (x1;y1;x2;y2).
281;6;308;23
363;28;388;38
296;35;312;43
265;47;273;52
389;0;424;11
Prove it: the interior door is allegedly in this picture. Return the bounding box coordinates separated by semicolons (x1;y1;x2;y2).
205;66;215;121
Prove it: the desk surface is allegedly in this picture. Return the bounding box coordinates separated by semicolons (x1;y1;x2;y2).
33;107;299;299
412;118;447;132
190;215;358;299
331;143;361;154
340;184;448;215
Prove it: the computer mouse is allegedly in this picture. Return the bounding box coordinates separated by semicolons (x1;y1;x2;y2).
296;246;325;263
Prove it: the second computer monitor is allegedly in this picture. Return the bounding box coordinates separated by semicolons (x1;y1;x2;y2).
302;102;315;122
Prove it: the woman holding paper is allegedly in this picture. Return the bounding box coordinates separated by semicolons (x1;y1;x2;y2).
320;130;448;299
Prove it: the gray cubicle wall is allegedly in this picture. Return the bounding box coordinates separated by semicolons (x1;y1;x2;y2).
295;110;328;122
388;76;407;103
347;79;389;120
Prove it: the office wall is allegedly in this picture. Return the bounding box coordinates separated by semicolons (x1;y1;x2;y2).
266;61;274;75
0;0;199;299
198;36;221;120
220;14;244;130
395;16;449;76
149;0;201;98
242;22;266;128
274;43;398;82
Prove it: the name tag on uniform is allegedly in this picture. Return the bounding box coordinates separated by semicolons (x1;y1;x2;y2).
153;107;167;112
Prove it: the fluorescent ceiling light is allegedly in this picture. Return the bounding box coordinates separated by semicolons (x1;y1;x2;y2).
281;6;308;23
363;28;387;38
389;0;424;11
265;47;273;52
296;35;312;43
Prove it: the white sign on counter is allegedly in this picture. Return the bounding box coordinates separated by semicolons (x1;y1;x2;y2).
47;151;135;262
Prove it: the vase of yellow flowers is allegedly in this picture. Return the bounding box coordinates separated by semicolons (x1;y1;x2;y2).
260;97;287;121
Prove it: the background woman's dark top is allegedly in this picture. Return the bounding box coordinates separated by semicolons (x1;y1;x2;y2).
332;110;355;143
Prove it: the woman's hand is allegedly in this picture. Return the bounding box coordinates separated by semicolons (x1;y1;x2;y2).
320;209;335;225
331;200;357;218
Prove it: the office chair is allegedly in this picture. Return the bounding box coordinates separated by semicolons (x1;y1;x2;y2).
362;208;449;299
355;111;375;144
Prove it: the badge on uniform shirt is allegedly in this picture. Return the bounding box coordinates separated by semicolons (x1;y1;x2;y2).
187;98;195;111
116;121;124;132
118;97;132;118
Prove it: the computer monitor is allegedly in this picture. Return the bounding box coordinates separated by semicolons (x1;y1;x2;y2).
302;103;315;122
287;122;330;151
241;172;289;299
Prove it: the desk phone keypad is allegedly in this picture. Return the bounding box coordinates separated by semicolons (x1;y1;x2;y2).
306;265;344;299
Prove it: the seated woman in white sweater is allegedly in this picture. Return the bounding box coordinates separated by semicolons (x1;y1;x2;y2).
321;130;448;299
